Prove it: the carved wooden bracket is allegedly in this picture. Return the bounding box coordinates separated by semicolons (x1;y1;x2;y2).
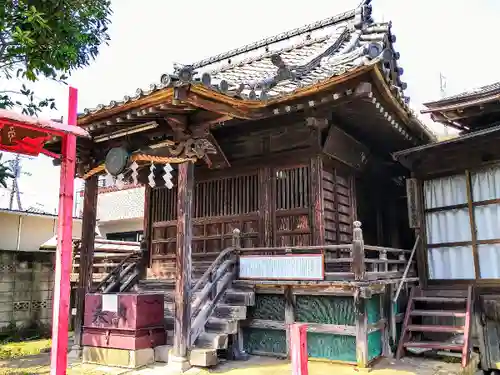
168;138;216;159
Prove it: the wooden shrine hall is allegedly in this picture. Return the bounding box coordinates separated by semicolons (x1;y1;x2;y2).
55;0;440;371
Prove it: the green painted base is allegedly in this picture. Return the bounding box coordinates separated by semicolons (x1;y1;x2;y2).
243;293;387;365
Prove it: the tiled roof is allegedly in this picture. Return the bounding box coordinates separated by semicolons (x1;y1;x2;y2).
81;0;408;119
425;81;500;106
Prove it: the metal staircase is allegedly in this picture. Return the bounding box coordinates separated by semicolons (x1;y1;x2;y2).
396;285;473;367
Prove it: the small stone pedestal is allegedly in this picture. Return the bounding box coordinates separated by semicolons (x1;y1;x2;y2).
167;353;192;373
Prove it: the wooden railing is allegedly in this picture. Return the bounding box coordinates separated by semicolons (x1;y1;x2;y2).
187;222;417;348
71;239;142;291
232;221;417;282
189;231;241;346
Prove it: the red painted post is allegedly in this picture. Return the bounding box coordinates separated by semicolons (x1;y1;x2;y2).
290;323;308;375
50;86;77;375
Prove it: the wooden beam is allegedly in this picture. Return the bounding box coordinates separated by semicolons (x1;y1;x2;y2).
284;286;296;357
141;184;152;275
259;167;273;247
354;287;369;368
310;155;325;245
203;132;230;169
323;125;369;170
73;175;99;350
173;161;194;362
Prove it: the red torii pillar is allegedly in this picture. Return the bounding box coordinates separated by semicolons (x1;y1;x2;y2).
0;87;84;375
50;87;78;375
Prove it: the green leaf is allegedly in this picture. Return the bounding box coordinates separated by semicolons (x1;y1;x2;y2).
0;0;112;115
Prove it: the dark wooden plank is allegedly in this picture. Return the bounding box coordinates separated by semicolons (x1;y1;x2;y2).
323;125;369;170
284;286;296;357
73;175;98;349
173;161;194;359
410;310;466;318
259;167;273;247
352;222;366;281
404;341;462;350
354;287;368;368
310;156;325;245
407;325;464;333
465;171;480;280
413;296;466;303
142;184;152;272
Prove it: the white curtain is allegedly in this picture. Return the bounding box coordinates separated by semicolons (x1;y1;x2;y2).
424;175;474;279
472;165;500;278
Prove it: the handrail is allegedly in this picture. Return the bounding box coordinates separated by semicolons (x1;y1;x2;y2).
393;235;420;303
191;246;235;294
93;251;141;292
364;245;412;254
239;244;351;252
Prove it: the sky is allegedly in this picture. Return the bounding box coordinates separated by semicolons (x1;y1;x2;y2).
1;0;500;212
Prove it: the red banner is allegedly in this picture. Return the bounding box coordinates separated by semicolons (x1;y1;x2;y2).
0;120;51;156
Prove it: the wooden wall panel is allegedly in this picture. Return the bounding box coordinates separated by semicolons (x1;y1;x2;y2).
322;168;355;245
274;165;311;247
148;172;260;279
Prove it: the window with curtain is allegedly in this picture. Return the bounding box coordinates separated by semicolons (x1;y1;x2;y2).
424;174;475;279
471;165;500;279
424;164;500;281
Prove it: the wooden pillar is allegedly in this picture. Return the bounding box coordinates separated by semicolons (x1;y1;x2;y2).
353;221;368;368
73;175;98;349
284;286;296;357
354;288;368;368
172;161;194;365
258;167;273;247
352;221;366;281
139;184;152;278
310;156;325;245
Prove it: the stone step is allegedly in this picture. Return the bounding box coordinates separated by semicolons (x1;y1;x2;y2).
163;316;238;335
160;289;254;306
213;304;247;320
205;317;238;334
164;302;247;321
195;332;228;350
153;345;218;367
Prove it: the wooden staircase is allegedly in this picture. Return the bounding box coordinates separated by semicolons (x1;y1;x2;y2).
396;286;473;367
137;278;255;366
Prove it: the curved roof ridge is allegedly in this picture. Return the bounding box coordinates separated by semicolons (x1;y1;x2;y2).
191;7;359;70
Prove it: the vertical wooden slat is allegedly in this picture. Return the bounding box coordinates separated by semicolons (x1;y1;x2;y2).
143;184;152;270
73;175;98;349
310;157;325;245
284;286;296;358
259;168;273;247
465;170;480;280
354;287;368;368
173;161;194;360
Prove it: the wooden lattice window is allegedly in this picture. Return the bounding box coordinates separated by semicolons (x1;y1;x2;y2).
194;174;259;218
150;173;259;223
275;165;311;247
275;166;310;210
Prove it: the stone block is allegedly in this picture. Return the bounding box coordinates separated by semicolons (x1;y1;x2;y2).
189;348;218;367
82;346;154;368
167;352;191;373
154;345;172;362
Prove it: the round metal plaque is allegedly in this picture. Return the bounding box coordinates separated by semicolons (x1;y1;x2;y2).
105;147;129;176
